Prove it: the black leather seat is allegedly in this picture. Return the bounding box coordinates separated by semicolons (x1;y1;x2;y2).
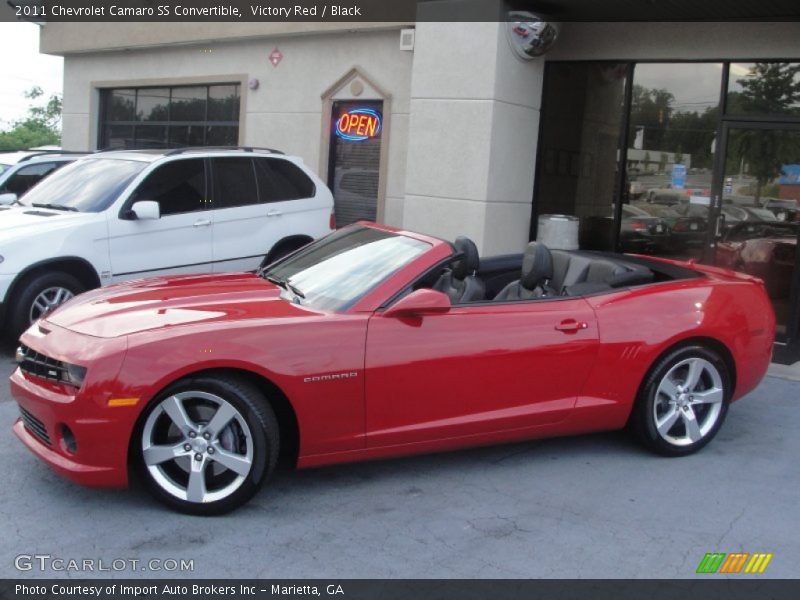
432;236;486;303
494;242;556;301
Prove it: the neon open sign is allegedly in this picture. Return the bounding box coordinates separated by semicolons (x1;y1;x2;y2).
335;108;382;141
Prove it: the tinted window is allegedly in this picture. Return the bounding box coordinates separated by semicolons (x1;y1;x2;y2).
2;162;59;195
254;158;315;203
20;159;146;213
131;159;206;216
213;158;259;209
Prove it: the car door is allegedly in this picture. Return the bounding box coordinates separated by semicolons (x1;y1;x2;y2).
107;158;213;281
364;297;599;448
209;156;268;272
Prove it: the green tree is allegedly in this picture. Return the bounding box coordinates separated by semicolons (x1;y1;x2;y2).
0;86;62;151
729;63;800;201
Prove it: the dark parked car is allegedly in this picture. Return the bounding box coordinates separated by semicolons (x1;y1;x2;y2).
715;221;798;299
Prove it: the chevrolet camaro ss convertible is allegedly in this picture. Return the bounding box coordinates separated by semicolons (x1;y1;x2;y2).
11;223;774;514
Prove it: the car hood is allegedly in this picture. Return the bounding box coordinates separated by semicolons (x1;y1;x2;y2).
44;273;318;338
0;205;93;237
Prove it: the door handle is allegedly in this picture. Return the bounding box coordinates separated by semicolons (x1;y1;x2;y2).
267;210;282;217
193;218;211;227
555;319;588;333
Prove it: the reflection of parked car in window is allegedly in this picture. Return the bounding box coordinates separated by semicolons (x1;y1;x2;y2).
619;204;670;252
633;201;706;250
647;189;685;205
761;198;799;222
0;152;88;207
0;147;334;338
715;222;798;299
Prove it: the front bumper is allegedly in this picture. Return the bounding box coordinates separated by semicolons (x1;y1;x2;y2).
11;370;129;488
9;324;131;488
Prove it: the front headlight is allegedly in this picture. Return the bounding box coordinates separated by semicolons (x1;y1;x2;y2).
63;363;88;387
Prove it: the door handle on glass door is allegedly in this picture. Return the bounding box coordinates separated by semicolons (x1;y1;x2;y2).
193;219;211;227
555;319;588;333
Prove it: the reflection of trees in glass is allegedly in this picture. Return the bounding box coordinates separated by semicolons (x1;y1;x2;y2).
629;84;718;169
728;63;800;201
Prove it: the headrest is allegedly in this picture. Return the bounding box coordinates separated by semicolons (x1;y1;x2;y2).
521;242;554;290
451;236;480;280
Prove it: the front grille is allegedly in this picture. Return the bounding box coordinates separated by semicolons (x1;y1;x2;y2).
19;406;51;447
17;344;67;383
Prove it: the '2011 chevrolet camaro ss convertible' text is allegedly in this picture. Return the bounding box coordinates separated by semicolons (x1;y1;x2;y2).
11;223;775;514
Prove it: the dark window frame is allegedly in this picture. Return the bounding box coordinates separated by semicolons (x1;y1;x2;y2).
98;83;241;150
533;58;800;356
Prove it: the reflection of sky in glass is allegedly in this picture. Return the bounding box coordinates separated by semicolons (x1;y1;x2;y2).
20;159;145;212
288;237;429;311
633;63;723;113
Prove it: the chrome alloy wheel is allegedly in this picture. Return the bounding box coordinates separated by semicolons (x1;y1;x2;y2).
653;357;725;447
29;286;74;323
141;391;254;504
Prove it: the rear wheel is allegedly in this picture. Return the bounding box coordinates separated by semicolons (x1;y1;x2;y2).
135;376;279;515
632;345;730;457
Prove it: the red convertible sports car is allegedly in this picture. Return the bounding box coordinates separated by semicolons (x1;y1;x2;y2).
11;223;774;514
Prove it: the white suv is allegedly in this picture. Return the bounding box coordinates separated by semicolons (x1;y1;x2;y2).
0;147;334;337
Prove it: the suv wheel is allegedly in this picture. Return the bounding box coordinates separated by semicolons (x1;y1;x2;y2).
8;272;84;339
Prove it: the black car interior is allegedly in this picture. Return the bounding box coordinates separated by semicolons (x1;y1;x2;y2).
431;236;486;303
412;235;699;305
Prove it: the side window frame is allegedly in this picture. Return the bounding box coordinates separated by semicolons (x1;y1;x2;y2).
119;157;209;219
210;156;262;211
254;157;316;204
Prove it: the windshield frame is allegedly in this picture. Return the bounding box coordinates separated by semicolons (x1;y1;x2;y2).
263;224;442;313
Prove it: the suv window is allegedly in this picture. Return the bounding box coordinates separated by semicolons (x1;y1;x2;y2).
131;159;206;216
212;157;259;209
254;158;315;203
20;158;146;212
2;162;59;195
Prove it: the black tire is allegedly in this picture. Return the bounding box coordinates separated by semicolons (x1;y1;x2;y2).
7;271;85;340
134;375;279;515
631;344;731;457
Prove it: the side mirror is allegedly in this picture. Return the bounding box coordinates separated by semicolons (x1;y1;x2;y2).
130;200;160;220
0;193;18;205
383;289;451;318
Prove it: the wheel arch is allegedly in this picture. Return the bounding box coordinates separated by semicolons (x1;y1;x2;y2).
627;335;737;424
128;366;301;469
4;256;101;328
6;256;101;304
261;235;314;268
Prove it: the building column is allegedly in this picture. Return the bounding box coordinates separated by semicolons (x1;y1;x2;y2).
402;20;544;254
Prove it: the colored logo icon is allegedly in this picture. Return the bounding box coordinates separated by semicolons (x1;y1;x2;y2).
696;552;773;574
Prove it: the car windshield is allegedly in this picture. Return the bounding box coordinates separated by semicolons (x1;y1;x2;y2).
264;226;431;312
19;158;146;212
0;164;9;174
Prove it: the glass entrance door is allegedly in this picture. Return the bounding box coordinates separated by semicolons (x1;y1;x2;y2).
713;123;800;341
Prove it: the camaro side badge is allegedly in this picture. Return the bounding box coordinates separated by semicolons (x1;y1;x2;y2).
304;372;358;383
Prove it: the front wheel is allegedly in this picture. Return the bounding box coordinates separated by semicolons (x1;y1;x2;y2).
7;271;84;339
135;376;279;515
631;345;731;457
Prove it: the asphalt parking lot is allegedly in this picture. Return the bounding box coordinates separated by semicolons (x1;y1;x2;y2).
0;341;798;580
